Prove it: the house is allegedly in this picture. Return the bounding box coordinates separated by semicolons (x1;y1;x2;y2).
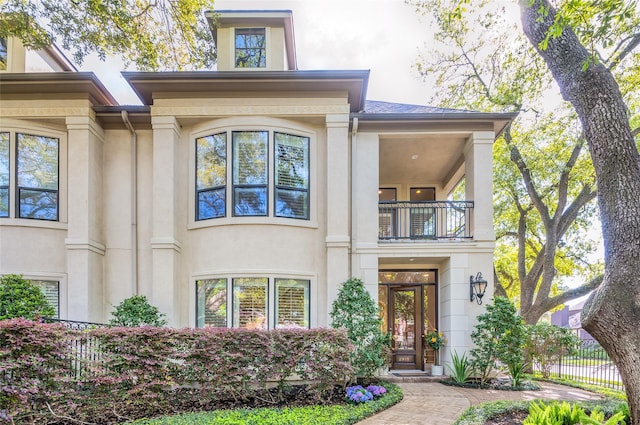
551;293;595;341
0;9;516;371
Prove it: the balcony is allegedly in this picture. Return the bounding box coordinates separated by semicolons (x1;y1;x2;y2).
378;201;474;241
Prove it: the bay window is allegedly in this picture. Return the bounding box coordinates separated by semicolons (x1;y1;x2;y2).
195;276;311;329
195;129;310;221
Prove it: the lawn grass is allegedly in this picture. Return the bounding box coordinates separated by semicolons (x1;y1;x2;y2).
126;383;403;425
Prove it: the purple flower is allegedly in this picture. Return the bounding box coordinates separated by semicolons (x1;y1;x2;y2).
345;385;374;403
366;385;387;397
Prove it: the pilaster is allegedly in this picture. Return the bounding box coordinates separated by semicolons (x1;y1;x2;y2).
325;113;351;314
150;116;182;325
65;116;105;322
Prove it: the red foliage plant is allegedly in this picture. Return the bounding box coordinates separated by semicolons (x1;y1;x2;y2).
0;320;355;424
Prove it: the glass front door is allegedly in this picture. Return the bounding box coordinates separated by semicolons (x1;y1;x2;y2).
379;270;437;370
390;286;421;369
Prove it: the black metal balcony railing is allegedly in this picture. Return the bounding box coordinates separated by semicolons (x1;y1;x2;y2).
378;201;474;240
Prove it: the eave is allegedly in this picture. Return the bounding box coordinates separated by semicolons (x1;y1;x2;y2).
0;72;118;106
122;70;370;112
351;111;519;136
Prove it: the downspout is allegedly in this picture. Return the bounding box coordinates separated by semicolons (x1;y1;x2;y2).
350;117;359;277
121;111;139;295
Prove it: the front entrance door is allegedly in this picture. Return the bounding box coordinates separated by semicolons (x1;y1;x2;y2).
390;286;422;369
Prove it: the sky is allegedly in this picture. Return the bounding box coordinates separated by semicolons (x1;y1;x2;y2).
79;0;440;106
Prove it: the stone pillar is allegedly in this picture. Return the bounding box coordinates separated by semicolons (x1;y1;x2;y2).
150;116;182;326
325;114;351;321
465;131;495;242
65;116;105;322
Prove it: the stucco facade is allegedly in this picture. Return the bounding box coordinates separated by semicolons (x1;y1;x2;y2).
0;10;516;371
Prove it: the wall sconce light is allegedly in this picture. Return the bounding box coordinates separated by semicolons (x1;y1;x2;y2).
470;272;488;305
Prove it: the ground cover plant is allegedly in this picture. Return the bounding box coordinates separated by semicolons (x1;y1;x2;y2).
0;319;362;424
453;399;629;425
126;382;402;425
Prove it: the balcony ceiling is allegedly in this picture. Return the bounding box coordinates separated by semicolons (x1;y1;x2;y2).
379;134;467;184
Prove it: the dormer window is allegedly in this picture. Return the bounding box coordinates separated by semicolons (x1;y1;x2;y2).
235;28;266;68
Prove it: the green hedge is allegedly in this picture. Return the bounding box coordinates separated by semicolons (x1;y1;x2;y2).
0;319;355;424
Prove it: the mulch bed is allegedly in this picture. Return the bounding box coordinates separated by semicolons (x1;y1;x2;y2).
484;410;529;425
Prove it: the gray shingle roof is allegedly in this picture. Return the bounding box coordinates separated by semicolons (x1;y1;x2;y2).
363;100;475;114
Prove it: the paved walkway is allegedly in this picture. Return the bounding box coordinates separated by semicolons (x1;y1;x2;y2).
357;382;604;425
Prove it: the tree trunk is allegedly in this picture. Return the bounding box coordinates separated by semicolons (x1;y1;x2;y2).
520;1;640;422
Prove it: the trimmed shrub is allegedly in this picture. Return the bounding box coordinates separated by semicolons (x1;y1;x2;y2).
109;295;167;327
0;321;354;424
0;274;55;320
330;278;391;379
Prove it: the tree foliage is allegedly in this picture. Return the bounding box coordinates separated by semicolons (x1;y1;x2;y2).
517;0;640;422
109;295;167;327
0;0;216;71
0;274;55;320
409;0;640;323
330;278;391;379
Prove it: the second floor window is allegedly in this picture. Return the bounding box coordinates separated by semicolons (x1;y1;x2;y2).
0;131;59;221
235;28;266;68
0;37;7;70
196;130;310;221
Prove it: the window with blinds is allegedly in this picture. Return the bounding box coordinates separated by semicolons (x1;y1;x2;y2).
31;280;59;318
233;131;268;216
196;133;227;220
195;129;311;222
275;279;309;328
233;278;268;329
196;278;227;327
275;133;309;219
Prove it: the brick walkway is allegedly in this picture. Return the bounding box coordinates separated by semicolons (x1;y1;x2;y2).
357;382;603;425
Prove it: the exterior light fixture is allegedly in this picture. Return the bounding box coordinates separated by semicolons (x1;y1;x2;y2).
470;272;488;305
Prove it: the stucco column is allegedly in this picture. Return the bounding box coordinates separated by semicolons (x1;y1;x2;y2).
325;114;351;321
351;131;380;298
465;131;495;242
65;116;105;322
150;116;182;326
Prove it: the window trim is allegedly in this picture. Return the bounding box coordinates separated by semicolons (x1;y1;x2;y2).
234;27;267;69
192;123;315;226
274;132;310;220
192;273;314;329
195;132;227;221
274;278;310;329
0;123;66;226
0;131;9;218
232;130;269;217
15;132;60;221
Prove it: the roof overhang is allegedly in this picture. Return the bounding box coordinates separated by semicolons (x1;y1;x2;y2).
122;70;370;112
206;10;297;70
0;72;118;105
351;111;519;137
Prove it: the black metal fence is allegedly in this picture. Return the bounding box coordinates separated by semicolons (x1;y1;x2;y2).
41;318;109;380
378;201;474;240
536;338;624;391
